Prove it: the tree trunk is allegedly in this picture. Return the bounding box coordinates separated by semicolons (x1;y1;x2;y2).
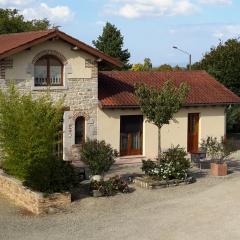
158;126;162;162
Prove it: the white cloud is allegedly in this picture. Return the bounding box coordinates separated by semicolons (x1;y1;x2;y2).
168;23;240;41
106;0;199;19
0;1;74;24
199;0;232;5
213;25;240;39
0;0;32;5
22;3;74;23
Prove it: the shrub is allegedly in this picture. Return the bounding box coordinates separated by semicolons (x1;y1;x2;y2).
80;139;118;175
201;137;231;163
141;145;190;180
24;157;78;193
91;176;129;196
0;84;63;179
142;159;157;176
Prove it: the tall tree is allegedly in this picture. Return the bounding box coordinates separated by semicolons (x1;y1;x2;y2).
93;22;131;70
135;80;189;160
0;9;50;34
192;39;240;133
192;39;240;96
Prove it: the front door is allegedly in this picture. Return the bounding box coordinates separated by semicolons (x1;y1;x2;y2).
188;113;199;153
120;115;143;156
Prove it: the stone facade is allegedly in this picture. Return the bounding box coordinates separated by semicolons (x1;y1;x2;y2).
0;170;71;214
1;41;99;161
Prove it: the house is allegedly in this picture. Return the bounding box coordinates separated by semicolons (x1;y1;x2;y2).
0;29;240;161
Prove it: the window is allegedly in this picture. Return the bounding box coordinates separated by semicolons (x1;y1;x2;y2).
34;55;63;86
75;117;85;144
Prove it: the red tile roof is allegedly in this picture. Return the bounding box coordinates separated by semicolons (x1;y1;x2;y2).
99;71;240;108
0;30;122;67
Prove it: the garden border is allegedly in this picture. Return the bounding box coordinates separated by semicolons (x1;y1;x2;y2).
0;170;71;214
134;176;194;189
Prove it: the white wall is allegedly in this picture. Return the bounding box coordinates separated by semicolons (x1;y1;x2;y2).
97;106;226;159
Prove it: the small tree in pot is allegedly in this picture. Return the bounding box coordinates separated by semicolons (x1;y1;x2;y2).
80;139;118;181
201;137;230;176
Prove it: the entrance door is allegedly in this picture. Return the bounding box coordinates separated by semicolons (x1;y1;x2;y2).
188;113;199;153
120;115;143;156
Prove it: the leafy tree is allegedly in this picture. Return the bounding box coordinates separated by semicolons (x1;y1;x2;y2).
192;39;240;96
0;8;50;34
0;84;63;179
135;80;189;160
192;39;240;133
131;58;153;71
156;64;173;72
93;22;131;70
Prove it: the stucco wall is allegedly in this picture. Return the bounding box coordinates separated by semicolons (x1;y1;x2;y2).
97;106;226;159
4;40;95;80
1;39;98;161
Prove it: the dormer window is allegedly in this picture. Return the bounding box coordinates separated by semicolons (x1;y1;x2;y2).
34;55;63;86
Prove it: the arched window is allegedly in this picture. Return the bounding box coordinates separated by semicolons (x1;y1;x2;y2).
34;55;63;86
75;117;85;144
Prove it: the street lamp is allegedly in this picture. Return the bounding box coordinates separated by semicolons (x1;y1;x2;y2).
173;46;192;70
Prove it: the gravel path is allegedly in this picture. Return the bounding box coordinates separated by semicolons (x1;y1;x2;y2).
1;163;240;240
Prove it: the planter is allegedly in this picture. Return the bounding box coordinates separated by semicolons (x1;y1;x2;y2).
92;189;103;198
134;176;195;189
0;170;71;214
91;175;103;182
211;163;228;176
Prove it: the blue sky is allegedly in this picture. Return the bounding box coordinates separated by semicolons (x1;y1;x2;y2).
1;0;240;66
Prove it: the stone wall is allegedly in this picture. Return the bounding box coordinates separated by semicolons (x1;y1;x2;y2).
0;170;71;214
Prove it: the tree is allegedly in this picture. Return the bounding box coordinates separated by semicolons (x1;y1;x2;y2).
135;80;189;160
131;58;153;71
192;39;240;96
0;84;63;179
192;38;240;133
93;22;131;70
0;8;50;34
156;64;173;71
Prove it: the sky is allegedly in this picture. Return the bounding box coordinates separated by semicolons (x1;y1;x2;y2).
1;0;240;67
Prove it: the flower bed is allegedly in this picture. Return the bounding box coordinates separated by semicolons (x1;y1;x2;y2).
134;176;194;189
91;175;130;197
0;170;71;214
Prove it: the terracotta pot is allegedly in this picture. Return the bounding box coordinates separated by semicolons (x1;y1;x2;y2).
211;163;227;176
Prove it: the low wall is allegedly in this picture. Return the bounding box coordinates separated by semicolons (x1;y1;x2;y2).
0;170;71;214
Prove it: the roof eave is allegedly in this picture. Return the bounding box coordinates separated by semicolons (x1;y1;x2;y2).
100;102;240;109
0;30;123;67
0;31;56;60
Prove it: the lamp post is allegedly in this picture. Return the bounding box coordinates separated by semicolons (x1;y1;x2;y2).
173;46;192;70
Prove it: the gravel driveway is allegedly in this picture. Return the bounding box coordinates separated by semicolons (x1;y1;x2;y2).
1;163;240;240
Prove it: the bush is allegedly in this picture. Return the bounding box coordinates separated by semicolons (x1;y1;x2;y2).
0;84;63;179
24;157;78;193
141;145;190;180
91;176;129;196
142;159;157;176
80;139;118;175
201;137;232;163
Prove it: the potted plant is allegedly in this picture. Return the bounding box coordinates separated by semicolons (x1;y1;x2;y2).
80;139;118;182
201;137;230;176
